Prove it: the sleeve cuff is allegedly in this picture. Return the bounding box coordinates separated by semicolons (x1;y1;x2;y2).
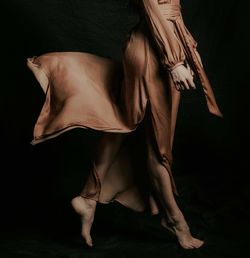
167;61;185;72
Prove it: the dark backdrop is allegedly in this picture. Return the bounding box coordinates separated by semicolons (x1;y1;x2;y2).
1;0;249;257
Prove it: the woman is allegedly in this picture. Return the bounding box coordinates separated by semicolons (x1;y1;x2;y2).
27;0;223;250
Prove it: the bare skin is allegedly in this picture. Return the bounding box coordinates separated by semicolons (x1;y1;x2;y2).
170;64;196;91
71;196;96;247
71;133;125;247
71;64;204;249
146;139;204;249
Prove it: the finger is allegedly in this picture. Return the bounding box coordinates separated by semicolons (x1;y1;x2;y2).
180;83;186;91
175;81;181;91
176;82;181;91
187;76;196;90
177;81;184;90
182;79;190;90
173;81;179;91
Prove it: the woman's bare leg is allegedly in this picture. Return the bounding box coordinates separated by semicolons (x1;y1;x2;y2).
71;133;126;247
146;140;204;249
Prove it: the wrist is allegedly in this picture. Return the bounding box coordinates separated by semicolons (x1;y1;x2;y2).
167;61;184;72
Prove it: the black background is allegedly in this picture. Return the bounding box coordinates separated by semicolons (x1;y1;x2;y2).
1;0;249;257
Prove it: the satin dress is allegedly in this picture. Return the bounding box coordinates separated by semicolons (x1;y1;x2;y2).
27;0;223;214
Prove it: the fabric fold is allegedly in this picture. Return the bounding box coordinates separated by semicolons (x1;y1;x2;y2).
26;0;223;213
142;0;223;117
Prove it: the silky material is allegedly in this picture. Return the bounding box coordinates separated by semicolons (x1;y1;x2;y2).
27;0;223;213
141;0;223;117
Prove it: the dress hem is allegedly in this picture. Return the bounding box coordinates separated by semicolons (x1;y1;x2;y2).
79;194;151;214
30;123;139;146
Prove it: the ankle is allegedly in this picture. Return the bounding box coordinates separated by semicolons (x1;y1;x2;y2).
79;195;97;206
165;208;183;219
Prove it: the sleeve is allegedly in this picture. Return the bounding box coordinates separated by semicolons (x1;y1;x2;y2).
141;0;185;70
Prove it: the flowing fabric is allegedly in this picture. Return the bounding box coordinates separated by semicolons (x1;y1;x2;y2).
27;0;223;214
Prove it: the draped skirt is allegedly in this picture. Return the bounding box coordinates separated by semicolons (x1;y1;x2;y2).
27;22;181;214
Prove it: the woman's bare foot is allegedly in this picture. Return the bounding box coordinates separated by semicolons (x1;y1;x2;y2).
71;196;97;247
161;211;204;249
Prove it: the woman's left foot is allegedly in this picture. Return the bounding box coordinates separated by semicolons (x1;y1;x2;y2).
71;196;97;247
161;211;204;249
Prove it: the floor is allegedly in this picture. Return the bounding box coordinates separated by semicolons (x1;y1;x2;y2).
1;173;249;258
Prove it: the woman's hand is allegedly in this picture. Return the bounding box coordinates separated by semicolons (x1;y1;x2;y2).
170;64;196;91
